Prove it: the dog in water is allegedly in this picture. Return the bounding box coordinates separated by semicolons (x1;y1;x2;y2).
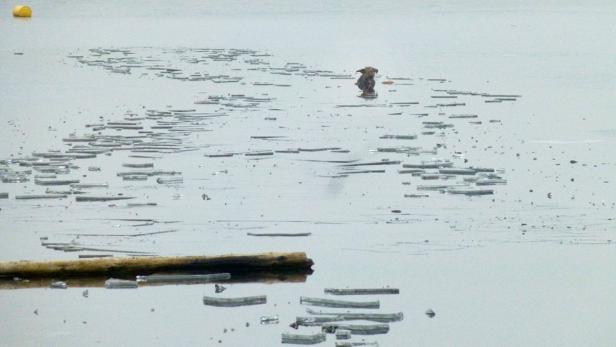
356;66;379;97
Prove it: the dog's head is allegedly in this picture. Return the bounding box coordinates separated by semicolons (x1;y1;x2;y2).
357;66;379;77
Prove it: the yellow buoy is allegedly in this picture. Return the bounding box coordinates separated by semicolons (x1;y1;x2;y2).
13;5;32;18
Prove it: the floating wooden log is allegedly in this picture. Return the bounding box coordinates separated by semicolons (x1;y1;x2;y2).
300;297;379;309
324;288;399;295
281;333;326;345
0;252;313;278
203;295;266;307
0;193;8;199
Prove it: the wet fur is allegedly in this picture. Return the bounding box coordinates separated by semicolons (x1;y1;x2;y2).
356;66;378;96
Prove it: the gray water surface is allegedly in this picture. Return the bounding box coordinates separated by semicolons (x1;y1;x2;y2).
1;1;615;346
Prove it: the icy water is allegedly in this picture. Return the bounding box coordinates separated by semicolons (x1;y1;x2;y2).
1;1;616;346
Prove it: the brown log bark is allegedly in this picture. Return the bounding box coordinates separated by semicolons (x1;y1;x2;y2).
0;252;313;278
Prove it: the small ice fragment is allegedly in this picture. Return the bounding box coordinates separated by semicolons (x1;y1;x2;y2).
104;278;137;289
260;315;279;325
335;329;352;340
50;281;68;289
